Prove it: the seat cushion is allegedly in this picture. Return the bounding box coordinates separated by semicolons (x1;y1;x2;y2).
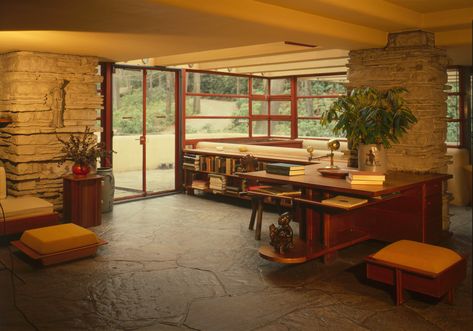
0;196;54;220
20;223;98;255
372;240;462;275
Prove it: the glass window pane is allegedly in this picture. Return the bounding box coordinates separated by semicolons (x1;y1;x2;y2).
252;100;268;115
146;71;176;134
186;72;249;95
185;119;249;139
252;77;268;95
446;95;459;119
446;122;460;145
270;78;291;95
270;121;291;137
297;98;338;117
297;119;344;139
270;101;291;115
445;69;459;93
252;120;268;136
112;68;143;136
186;96;248;117
297;77;347;96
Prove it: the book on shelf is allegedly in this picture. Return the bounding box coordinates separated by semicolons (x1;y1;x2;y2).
347;170;385;181
266;163;305;176
266;168;305;176
321;195;368;208
266;163;305;171
346;177;384;185
191;179;208;190
248;185;301;197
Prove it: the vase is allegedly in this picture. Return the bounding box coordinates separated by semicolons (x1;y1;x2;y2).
72;163;91;176
357;144;387;173
96;167;115;213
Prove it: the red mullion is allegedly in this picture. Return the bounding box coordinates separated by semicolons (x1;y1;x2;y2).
186;116;248;119
182;69;187;148
269;95;291;101
291;76;297;139
100;62;113;167
186;92;249;99
174;70;181;190
249;76;253;138
142;69;147;195
269;71;347;80
187;68;253;79
297;95;343;99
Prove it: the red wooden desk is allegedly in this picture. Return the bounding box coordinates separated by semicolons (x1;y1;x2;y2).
239;165;451;264
63;174;102;228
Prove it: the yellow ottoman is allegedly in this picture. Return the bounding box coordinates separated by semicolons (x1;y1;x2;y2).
365;240;466;305
12;223;106;266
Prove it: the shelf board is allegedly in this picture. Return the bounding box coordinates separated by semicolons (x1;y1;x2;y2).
186;169;242;178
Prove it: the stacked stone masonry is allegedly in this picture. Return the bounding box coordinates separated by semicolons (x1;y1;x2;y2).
0;51;102;209
348;30;449;173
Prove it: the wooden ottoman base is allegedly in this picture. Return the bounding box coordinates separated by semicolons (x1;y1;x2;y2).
365;255;466;305
11;239;107;266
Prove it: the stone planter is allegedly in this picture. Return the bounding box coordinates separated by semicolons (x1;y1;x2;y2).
358;144;387;173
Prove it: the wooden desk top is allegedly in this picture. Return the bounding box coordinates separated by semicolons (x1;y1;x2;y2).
239;164;451;197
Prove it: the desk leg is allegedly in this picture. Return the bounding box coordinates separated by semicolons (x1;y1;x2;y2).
255;198;264;240
323;213;337;264
249;198;257;230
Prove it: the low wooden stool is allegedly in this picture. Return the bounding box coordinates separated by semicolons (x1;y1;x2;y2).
11;223;107;266
365;240;466;305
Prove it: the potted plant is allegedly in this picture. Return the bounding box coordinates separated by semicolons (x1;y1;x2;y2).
57;127;108;176
321;87;417;172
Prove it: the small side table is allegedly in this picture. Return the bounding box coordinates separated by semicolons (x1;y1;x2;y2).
63;174;102;228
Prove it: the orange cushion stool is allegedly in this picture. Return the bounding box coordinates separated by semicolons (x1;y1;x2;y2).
365;240;466;305
11;223;106;266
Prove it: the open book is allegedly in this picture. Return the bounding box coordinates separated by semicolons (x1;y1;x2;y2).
321;195;368;208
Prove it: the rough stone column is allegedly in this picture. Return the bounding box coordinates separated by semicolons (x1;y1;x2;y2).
0;51;102;209
348;30;451;229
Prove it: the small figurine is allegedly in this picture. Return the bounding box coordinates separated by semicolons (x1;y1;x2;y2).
269;212;294;254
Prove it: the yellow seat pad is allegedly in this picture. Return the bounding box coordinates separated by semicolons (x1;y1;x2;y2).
372;240;462;275
20;224;98;255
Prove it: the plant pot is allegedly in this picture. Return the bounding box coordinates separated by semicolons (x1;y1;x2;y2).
97;167;115;213
72;163;91;176
358;144;387;173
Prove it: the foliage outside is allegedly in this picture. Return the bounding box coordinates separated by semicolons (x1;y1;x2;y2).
321;87;417;148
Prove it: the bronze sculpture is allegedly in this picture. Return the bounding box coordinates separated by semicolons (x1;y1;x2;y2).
269;212;294;254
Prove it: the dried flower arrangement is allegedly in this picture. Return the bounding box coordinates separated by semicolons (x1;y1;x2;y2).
57;127;108;174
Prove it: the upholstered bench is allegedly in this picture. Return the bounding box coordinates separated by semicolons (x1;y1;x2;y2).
11;223;107;266
365;240;466;305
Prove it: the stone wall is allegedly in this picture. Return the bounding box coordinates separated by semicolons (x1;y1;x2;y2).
348;30;449;173
0;51;102;208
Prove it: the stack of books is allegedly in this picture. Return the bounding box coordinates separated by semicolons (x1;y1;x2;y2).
266;163;305;176
191;179;208;190
209;174;226;192
183;154;200;171
225;185;240;196
321;195;368;209
346;171;385;185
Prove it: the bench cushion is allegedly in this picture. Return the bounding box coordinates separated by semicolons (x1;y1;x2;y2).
0;196;54;220
20;223;98;255
372;240;462;275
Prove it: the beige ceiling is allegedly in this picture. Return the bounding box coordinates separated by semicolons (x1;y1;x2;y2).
0;0;471;76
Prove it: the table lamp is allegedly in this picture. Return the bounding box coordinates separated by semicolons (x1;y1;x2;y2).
321;139;340;170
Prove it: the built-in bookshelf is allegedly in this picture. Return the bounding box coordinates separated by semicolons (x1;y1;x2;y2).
182;149;311;200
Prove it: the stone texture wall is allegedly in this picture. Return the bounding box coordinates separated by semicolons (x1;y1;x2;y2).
0;51;102;208
348;30;449;173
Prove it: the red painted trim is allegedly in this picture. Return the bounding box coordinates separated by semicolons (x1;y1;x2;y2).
187;68;253;78
186;116;248;119
174;71;181;190
142;69;147;193
290;77;297;139
186;92;249;98
182;69;187;149
100;62;113;167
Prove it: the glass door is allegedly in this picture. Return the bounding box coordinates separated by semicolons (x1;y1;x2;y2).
145;70;176;193
111;67;178;199
112;68;144;198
